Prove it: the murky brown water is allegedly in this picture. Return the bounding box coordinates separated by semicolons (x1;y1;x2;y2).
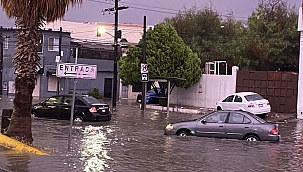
0;98;303;172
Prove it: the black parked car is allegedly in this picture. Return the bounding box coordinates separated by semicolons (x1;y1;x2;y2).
31;95;111;122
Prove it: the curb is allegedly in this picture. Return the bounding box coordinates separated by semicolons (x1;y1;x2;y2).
0;134;49;156
146;105;214;114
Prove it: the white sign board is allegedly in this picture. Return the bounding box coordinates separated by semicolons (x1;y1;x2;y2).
56;63;97;79
141;63;148;73
140;73;149;82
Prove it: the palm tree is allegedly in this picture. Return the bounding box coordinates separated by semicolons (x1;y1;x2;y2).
0;0;82;144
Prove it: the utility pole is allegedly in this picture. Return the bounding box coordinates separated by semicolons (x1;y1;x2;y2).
57;27;62;95
297;1;303;119
103;1;128;108
112;0;118;108
141;16;147;110
0;29;3;96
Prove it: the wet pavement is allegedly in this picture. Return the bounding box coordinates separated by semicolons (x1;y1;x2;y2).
0;97;303;172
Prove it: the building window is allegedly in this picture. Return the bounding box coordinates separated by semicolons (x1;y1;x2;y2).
48;75;57;92
38;35;43;53
48;37;59;51
4;38;8;49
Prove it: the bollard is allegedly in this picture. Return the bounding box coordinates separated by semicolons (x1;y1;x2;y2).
1;109;12;134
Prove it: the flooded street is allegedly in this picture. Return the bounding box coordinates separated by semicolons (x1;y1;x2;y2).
0;98;303;172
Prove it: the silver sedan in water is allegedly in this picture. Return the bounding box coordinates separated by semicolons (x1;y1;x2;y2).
164;110;280;142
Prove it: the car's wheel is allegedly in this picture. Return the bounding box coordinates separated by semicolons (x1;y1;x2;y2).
31;111;38;118
244;135;259;141
217;106;222;110
74;116;83;122
178;130;189;137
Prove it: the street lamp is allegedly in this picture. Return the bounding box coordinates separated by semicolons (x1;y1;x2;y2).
96;26;124;108
97;26;115;38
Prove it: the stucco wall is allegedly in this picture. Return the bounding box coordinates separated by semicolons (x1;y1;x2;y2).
170;66;239;108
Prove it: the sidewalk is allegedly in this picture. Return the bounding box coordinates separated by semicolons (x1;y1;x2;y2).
143;103;297;123
145;103;215;115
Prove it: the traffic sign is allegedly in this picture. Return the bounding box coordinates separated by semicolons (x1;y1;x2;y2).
141;63;148;73
141;73;149;82
56;63;97;79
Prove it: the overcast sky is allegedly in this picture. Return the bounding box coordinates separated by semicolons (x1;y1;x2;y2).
0;0;300;27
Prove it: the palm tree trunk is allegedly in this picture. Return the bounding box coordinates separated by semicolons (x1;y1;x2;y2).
6;19;42;144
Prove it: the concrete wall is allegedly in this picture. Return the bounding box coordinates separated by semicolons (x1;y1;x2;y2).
170;66;239;108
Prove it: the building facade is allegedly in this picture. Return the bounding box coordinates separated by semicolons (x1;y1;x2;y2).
1;27;118;99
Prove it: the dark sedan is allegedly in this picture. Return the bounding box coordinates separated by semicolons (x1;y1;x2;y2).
31;95;111;122
164;110;280;142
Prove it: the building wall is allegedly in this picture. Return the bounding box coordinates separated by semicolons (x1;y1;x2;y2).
1;28;119;99
68;56;118;98
1;29;71;98
169;66;239;108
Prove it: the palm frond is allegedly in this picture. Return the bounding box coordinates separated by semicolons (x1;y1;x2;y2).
1;0;82;26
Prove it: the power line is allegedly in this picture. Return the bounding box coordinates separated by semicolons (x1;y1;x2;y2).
120;1;179;12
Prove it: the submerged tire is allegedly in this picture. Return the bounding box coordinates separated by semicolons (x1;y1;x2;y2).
74;116;83;122
244;135;259;141
178;130;189;137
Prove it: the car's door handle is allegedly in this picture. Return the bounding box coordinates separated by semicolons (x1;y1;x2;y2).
245;127;249;128
219;126;224;127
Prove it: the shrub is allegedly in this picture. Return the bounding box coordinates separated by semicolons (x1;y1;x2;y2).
87;88;101;99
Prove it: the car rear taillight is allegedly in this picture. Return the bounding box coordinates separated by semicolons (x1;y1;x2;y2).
267;101;270;106
248;104;254;108
270;128;278;135
89;106;97;113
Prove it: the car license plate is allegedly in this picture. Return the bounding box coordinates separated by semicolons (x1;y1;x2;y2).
102;110;105;112
259;104;263;107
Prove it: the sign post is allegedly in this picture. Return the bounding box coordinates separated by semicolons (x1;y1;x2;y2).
56;55;97;151
140;62;148;110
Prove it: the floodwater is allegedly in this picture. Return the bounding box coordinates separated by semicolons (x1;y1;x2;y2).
0;98;303;172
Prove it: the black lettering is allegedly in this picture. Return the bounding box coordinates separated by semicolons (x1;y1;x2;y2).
86;67;89;72
60;64;63;70
80;66;84;72
65;65;69;71
75;66;78;71
70;66;74;71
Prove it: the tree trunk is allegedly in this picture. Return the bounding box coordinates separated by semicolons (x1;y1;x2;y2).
6;19;41;144
6;77;34;143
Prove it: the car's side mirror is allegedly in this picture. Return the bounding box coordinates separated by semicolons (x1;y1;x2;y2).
201;120;207;124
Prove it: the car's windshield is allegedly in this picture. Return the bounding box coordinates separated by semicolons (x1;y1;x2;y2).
244;94;264;101
82;96;100;104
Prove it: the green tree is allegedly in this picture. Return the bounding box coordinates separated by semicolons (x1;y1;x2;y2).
165;1;299;72
119;23;202;96
1;0;82;143
164;6;246;71
244;0;299;71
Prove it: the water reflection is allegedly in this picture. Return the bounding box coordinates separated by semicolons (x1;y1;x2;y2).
79;125;113;172
4;150;30;172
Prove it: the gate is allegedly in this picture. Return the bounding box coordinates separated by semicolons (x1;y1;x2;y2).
236;71;298;113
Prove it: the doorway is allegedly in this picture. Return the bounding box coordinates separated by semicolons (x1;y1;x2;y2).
104;78;112;98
